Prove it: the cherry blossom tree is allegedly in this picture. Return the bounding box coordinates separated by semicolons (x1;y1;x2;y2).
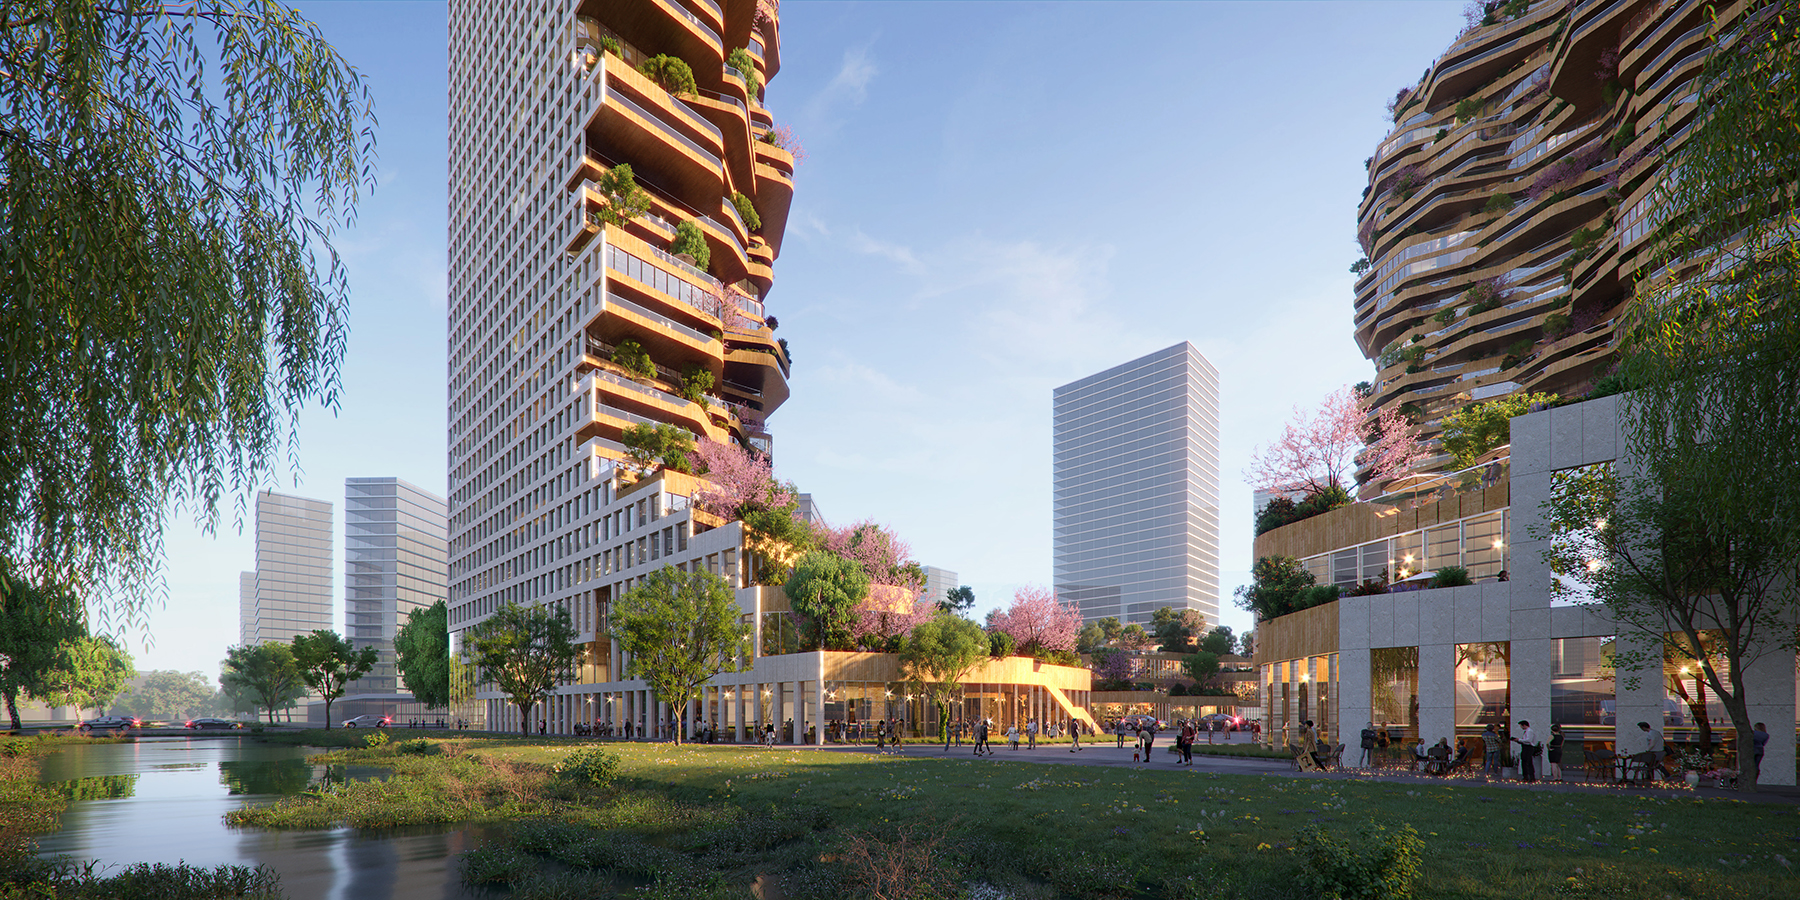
689;439;790;518
1360;400;1430;491
989;585;1082;656
812;519;932;647
849;584;936;647
1245;387;1365;497
700;281;748;332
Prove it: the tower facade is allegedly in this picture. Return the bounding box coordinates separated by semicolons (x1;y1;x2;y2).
1053;343;1222;628
337;478;449;720
445;0;795;695
241;490;334;646
1354;0;1732;480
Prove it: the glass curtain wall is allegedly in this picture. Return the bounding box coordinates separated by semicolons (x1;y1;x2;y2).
1455;642;1511;755
1371;646;1420;747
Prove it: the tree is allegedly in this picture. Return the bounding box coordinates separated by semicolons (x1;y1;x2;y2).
611;568;746;745
591;163;652;228
1245;387;1364;498
690;439;791;518
393;600;451;710
464;602;580;736
1440;393;1559;469
290;630;376;730
220;643;305;724
1091;649;1136;690
113;670;216;722
637;54;697;95
611;339;657;381
670;219;711;269
1183;651;1221;693
988;586;1082;657
784;550;870;651
1234;556;1320;622
1361;401;1431;490
0;567;86;729
39;636;134;713
1117;623;1151;653
899;614;987;736
0;2;375;622
940;585;976;616
621;423;696;472
1150;607;1207;653
1201;626;1236;657
1239;629;1257;658
850;584;936;650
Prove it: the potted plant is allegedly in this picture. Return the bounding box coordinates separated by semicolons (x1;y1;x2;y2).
1679;748;1711;787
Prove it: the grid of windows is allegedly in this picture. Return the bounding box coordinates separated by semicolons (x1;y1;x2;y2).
342;478;449;698
243;491;334;646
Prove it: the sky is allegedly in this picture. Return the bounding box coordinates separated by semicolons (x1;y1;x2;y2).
125;1;1470;681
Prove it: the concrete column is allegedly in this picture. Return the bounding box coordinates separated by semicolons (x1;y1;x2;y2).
773;683;785;743
734;686;745;742
790;682;804;744
1417;642;1457;747
1742;647;1797;786
1614;631;1664;753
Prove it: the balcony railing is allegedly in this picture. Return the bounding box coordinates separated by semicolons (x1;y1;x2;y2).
605;290;717;347
608;90;722;167
666;0;720;44
1368;448;1512;513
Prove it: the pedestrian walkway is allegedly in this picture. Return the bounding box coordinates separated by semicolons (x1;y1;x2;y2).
819;739;1290;776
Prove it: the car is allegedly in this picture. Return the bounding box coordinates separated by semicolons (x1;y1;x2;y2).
79;716;137;732
341;714;391;728
1201;713;1239;731
1119;714;1164;732
185;717;243;729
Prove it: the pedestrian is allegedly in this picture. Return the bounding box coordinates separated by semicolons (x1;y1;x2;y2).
1179;719;1196;765
1116;719;1127;748
1007;723;1019;750
1027;718;1038;749
1511;720;1540;782
1359;722;1378;769
1635;720;1665;781
975;718;990;756
1069;717;1082;752
1753;722;1770;776
1140;725;1155;764
1481;723;1503;778
1546;724;1565;781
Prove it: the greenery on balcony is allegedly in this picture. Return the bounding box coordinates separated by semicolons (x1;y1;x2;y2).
726;47;759;99
593;164;651;228
1481;193;1515;216
637;54;696;95
730;191;761;232
670;219;710;270
1253;484;1352;536
621;423;696;473
1440;391;1558;468
678;365;715;405
611;339;656;381
1454;96;1483;122
1235;556;1338;622
1500;336;1534;369
598;35;621;57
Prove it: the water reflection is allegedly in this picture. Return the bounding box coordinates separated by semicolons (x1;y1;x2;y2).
35;737;489;900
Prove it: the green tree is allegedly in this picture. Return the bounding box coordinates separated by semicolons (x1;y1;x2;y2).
726;47;760;99
592;163;651;228
783;550;870;651
671;219;711;270
637;54;696;94
621;423;696;472
1439;392;1559;469
220;643;305;724
1201;626;1236;657
0;568;86;729
40;636;134;713
1233;556;1319;622
730;191;762;232
611;568;745;745
899;613;987;735
113;670;215;722
290;630;376;730
1239;629;1256;658
393;600;451;710
939;585;975;615
611;338;657;381
1183;651;1221;693
0;2;375;619
1150;607;1206;653
464;602;580;735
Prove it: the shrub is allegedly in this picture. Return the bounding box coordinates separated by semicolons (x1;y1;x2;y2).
1482;193;1515;215
460;844;534;886
362;731;389;749
592;163;651;228
552;747;620;790
1586;371;1631;399
1430;565;1474;588
621;423;696;473
1433;306;1458;324
731;191;762;232
671;220;710;270
1298;584;1342;609
598;35;621;57
611;339;656;380
1295;484;1351;519
679;365;715;405
637;54;696;95
1455;96;1483;121
1297;822;1424;900
396;738;437;756
727;47;760;98
1543;312;1572;336
1255;496;1300;535
987;630;1015;658
1349;577;1389;596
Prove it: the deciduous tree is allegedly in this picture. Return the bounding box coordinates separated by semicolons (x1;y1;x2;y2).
1234;556;1320;622
1246;387;1364;497
989;586;1082;657
394;600;451;711
784;550;870;651
612;568;746;744
0;2;375;622
290;630;376;730
1440;393;1559;469
940;585;976;616
0;567;85;729
113;670;215;722
899;613;987;736
39;636;134;714
465;602;580;736
220;643;305;725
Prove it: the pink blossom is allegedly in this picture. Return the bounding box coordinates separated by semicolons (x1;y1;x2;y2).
763;123;807;167
1095;651;1136;683
700;281;749;331
849;584;936;646
689;438;791;517
1245;387;1365;496
819;520;917;586
990;585;1082;655
1359;399;1430;490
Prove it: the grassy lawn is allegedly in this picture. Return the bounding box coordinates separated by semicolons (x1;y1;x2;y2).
230;732;1800;899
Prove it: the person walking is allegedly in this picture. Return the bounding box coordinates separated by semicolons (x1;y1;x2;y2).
1140;725;1155;764
976;718;991;756
1179;719;1196;765
1027;718;1038;749
1359;722;1378;769
1116;719;1127;748
1069;717;1082;752
1481;723;1503;779
1546;724;1566;781
1753;722;1770;777
1006;723;1019;750
1512;720;1540;782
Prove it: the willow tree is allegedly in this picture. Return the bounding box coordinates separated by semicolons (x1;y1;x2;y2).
1577;1;1800;792
0;2;375;626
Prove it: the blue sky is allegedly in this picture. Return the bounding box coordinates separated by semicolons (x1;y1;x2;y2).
130;1;1468;679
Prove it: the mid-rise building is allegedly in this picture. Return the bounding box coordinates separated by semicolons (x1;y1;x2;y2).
922;566;958;611
1354;0;1735;481
1053;342;1222;628
334;478;449;723
239;490;333;646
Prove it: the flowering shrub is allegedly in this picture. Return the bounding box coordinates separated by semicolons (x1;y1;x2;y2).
1382;164;1426;201
1386;86;1414;121
760;123;807;166
1527;141;1608;201
990;585;1082;655
1464;275;1513;313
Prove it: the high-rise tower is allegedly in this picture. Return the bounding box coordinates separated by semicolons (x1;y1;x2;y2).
240;490;334;646
337;478;449;721
445;0;795;707
1053;343;1222;628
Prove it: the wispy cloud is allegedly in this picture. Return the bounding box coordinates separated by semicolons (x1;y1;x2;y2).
803;44;878;128
846;228;922;274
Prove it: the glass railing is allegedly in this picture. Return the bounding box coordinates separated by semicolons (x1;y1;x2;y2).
606;291;716;346
723;63;745;83
666;0;720;44
685;0;722;23
1368;449;1512;513
748;33;764;56
607;90;721;167
606;243;718;313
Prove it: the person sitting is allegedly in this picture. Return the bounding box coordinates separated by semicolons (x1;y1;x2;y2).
1445;742;1473;774
1425;738;1452;775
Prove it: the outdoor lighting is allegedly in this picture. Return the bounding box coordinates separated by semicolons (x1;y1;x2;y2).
1404;554;1415;563
1493;539;1504;550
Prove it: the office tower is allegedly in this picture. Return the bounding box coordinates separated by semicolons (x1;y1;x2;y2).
922;566;958;611
445;1;795;696
338;478;449;719
238;571;256;647
1354;1;1729;478
240;490;333;646
1053;342;1221;628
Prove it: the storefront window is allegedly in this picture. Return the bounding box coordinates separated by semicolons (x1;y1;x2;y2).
1455;641;1510;739
1550;636;1614;741
1371;646;1419;742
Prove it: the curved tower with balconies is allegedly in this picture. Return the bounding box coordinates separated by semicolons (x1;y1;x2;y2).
1355;0;1737;485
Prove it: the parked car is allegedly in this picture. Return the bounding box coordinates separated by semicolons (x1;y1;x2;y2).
185;717;243;729
341;714;391;728
1119;714;1164;732
1201;713;1240;731
79;716;138;732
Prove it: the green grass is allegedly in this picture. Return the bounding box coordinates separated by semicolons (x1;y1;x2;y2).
220;736;1800;899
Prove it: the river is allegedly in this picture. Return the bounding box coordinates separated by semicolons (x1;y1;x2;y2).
34;736;491;900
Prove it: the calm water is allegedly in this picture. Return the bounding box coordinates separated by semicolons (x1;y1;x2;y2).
35;737;491;900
